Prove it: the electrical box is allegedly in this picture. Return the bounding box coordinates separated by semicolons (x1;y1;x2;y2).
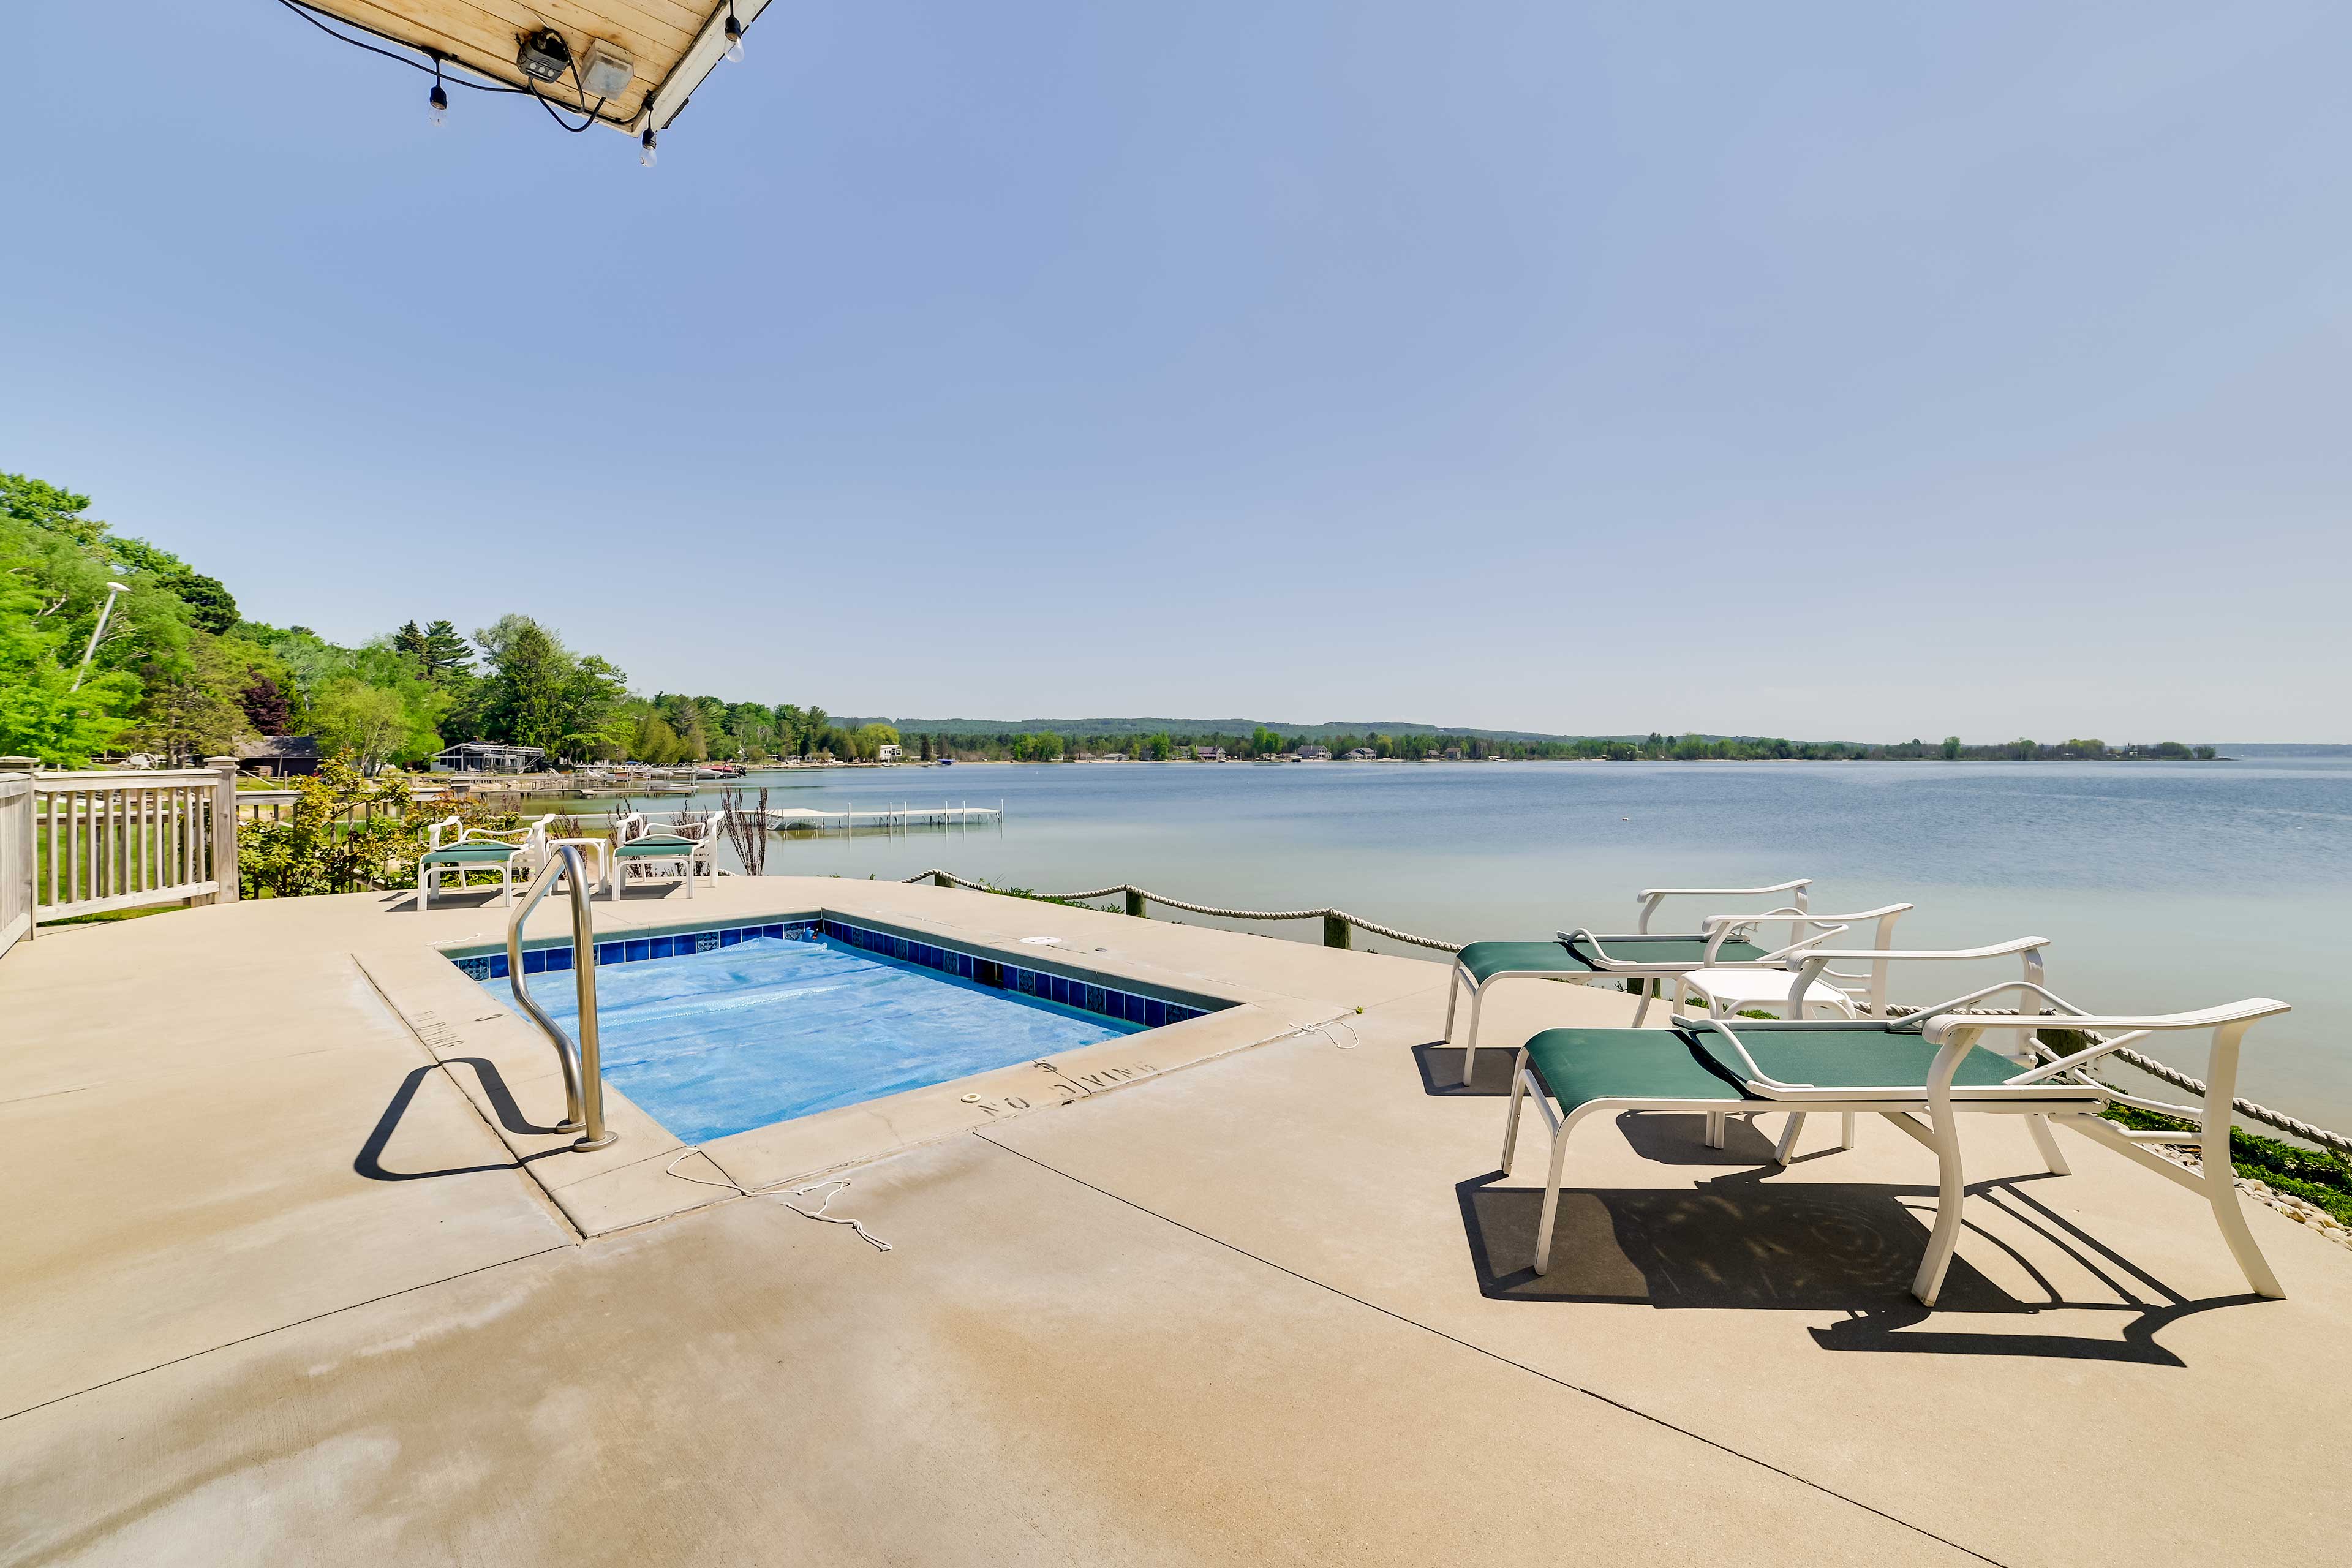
578;40;637;101
516;29;573;85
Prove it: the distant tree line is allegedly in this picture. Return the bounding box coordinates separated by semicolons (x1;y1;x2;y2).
868;727;2222;764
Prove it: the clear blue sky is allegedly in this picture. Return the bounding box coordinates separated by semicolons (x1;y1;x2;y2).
12;2;2348;741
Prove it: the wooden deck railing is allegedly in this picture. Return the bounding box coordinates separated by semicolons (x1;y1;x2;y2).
1;758;240;936
0;769;31;957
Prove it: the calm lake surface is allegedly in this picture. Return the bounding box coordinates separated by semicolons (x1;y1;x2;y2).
531;760;2352;1135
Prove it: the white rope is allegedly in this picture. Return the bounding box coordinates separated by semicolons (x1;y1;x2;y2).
1883;1006;2352;1155
663;1150;894;1251
899;870;1466;952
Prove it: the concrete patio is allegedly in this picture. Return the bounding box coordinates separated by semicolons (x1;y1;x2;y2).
3;878;2346;1566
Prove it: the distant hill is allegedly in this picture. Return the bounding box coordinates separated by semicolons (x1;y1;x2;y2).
2209;744;2352;756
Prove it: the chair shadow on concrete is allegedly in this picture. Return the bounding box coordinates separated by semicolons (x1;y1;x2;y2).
1455;1114;2266;1365
1412;1043;1523;1098
355;1058;571;1182
384;888;505;913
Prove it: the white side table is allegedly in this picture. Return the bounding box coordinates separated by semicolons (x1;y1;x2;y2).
547;837;611;898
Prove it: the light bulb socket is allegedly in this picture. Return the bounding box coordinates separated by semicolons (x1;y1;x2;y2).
429;83;449;113
639;126;658;166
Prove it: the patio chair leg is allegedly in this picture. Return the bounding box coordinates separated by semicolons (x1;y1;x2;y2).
501;865;514;908
1460;986;1487;1086
1840;1112;1856;1150
1774;1112;1807;1165
1532;1117;1575;1276
1442;968;1462;1043
418;869;431;913
1910;1100;1967;1308
1501;1050;1530;1172
2206;1170;2285;1300
2026;1114;2070;1176
2198;1022;2284;1298
1705;1110;1725;1148
1630;981;1653;1028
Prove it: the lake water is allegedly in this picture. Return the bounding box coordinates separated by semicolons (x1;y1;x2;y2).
527;760;2352;1136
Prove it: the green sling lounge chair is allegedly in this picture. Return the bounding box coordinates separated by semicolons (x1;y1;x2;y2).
1494;978;2291;1307
1444;879;1912;1085
417;814;552;911
609;811;718;901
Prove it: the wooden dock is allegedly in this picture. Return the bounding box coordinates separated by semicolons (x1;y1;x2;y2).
753;803;1001;832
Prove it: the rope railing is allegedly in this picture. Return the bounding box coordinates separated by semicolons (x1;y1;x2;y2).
902;867;2350;1153
1879;1005;2351;1155
900;868;1466;953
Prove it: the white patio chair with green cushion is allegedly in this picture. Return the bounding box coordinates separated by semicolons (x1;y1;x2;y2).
609;811;718;901
1495;979;2291;1307
1444;880;1814;1085
417;814;552;911
1447;888;1915;1088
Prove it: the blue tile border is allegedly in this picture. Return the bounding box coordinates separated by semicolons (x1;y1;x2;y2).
451;915;1218;1030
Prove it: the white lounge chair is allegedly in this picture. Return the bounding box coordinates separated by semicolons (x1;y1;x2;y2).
1443;881;1814;1085
609;811;719;901
1495;974;2290;1307
1445;883;1914;1087
417;814;552;911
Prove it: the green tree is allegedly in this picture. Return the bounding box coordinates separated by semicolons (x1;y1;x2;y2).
1940;736;1962;761
0;473;107;545
477;617;627;760
633;710;688;764
421;621;474;682
312;679;428;774
0;579;138;764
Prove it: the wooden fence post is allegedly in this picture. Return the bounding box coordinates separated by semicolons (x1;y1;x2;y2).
1124;888;1146;919
1;759;34;954
208;757;240;903
1322;913;1351;949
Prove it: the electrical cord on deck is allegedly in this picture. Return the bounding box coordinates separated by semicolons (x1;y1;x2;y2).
665;1149;893;1252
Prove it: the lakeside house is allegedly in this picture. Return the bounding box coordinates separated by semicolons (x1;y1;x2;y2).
430;741;548;774
1297;744;1332;760
1193;745;1226;761
1344;747;1377;760
876;744;902;763
1445;747;1464;761
235;735;323;777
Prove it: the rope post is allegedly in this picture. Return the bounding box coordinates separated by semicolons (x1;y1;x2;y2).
1322;913;1351;949
933;870;952;889
1124;888;1146;919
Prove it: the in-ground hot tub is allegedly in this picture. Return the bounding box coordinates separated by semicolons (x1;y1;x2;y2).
451;916;1226;1142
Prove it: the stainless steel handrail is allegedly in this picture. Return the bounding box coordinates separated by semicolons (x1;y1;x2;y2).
506;845;617;1151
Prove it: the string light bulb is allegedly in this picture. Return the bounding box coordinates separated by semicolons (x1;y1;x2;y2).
428;58;448;126
639;125;658;167
724;4;745;62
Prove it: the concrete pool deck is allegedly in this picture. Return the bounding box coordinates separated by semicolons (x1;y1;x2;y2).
4;878;2348;1564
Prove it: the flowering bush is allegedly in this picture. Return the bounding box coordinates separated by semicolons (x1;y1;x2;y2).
239;756;519;897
